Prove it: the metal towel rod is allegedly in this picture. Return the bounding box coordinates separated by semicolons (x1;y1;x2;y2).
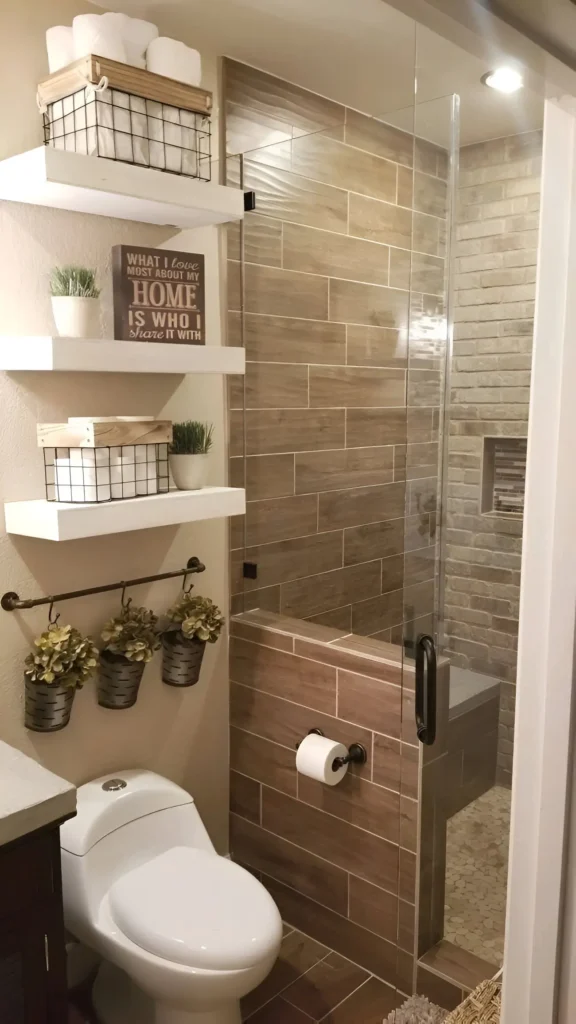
1;557;206;612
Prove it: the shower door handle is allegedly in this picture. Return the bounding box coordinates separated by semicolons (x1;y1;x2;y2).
415;634;437;746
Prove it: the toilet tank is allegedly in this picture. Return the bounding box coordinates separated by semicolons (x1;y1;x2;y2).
61;770;194;856
60;770;215;936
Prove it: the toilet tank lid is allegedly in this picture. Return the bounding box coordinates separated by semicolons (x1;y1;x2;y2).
60;770;193;856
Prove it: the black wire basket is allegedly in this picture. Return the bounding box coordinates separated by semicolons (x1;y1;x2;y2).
43;443;170;503
43;85;211;181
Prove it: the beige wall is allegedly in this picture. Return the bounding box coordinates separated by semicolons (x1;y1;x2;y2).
0;3;230;851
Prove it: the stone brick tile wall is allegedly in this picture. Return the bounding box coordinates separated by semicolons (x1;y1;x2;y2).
446;130;542;786
224;58;448;643
229;608;420;996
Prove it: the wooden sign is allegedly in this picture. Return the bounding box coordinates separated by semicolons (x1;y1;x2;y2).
112;244;205;345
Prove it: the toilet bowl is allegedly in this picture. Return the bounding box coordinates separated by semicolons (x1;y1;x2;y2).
60;770;282;1024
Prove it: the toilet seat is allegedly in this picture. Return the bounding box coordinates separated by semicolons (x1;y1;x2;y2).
108;847;279;972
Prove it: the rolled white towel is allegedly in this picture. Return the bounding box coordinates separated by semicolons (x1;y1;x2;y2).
147;37;202;87
46;26;74;74
101;12;158;68
72;14;127;64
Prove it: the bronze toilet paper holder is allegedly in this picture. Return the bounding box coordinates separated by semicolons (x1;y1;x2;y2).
296;727;368;772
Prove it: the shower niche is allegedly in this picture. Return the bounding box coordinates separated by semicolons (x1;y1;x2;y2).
481;436;527;518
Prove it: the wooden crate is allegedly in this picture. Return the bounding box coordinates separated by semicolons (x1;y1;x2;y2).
38;55;212;116
37;417;172;448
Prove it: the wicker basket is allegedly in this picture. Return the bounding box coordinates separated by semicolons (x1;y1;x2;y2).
98;651;145;709
161;631;205;687
25;677;76;732
444;980;501;1024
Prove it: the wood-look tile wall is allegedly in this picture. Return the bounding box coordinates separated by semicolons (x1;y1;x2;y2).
229;609;420;993
224;59;448;639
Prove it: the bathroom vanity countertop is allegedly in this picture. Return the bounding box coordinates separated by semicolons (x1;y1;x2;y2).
0;741;76;846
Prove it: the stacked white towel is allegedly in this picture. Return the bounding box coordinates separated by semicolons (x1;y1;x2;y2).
147;37;202;87
101;12;158;69
72;14;127;63
46;26;74;74
46;17;200;84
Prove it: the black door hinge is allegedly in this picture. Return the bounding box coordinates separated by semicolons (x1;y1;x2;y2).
243;191;256;212
243;562;258;580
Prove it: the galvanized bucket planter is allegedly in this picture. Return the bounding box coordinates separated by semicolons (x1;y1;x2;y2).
161;631;206;687
25;677;75;732
98;650;145;709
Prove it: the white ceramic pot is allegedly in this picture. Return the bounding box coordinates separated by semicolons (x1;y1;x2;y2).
51;296;100;339
169;453;209;490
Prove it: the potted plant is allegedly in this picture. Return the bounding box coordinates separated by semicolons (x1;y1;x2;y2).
169;421;214;491
99;602;160;709
162;592;224;686
24;623;98;732
50;265;101;339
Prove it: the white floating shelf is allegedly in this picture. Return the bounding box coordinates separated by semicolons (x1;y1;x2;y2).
0;337;245;374
0;147;244;228
4;488;245;542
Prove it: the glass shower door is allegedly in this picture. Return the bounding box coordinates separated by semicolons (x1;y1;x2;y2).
410;23;542;1000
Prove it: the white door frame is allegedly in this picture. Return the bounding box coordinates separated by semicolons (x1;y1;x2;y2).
502;94;576;1024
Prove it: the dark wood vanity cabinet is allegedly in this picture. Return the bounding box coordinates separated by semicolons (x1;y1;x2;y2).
0;825;68;1024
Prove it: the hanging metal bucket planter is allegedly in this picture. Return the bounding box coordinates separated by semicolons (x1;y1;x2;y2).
161;630;206;687
25;677;76;732
98;650;145;709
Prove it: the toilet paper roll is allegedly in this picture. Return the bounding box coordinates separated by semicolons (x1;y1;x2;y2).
146;37;202;87
46;26;74;74
54;457;111;503
73;14;127;64
296;734;349;786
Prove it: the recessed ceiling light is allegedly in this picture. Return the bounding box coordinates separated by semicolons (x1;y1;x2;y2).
482;68;524;93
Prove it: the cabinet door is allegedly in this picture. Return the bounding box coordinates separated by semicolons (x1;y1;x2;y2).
0;918;50;1024
0;830;67;1024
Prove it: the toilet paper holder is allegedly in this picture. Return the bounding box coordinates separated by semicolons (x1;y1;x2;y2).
296;728;368;772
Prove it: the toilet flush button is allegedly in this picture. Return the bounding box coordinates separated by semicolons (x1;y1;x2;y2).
102;778;127;792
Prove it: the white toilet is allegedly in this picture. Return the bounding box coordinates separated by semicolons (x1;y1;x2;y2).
60;770;282;1024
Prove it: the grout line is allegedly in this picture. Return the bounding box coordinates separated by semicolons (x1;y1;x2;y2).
235;756;411;849
243;952;327;1021
239;254;430;293
319;970;379;1019
231;809;400;901
232;630;406;677
269;890;398;987
318;977;375;1021
346;871;350;917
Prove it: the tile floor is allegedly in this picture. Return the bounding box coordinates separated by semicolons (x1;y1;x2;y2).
243;925;404;1023
444;785;511;964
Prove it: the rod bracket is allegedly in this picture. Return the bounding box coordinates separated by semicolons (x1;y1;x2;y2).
332;743;368;771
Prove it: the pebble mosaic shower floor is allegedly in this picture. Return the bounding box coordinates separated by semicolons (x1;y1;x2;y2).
444;786;512;965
